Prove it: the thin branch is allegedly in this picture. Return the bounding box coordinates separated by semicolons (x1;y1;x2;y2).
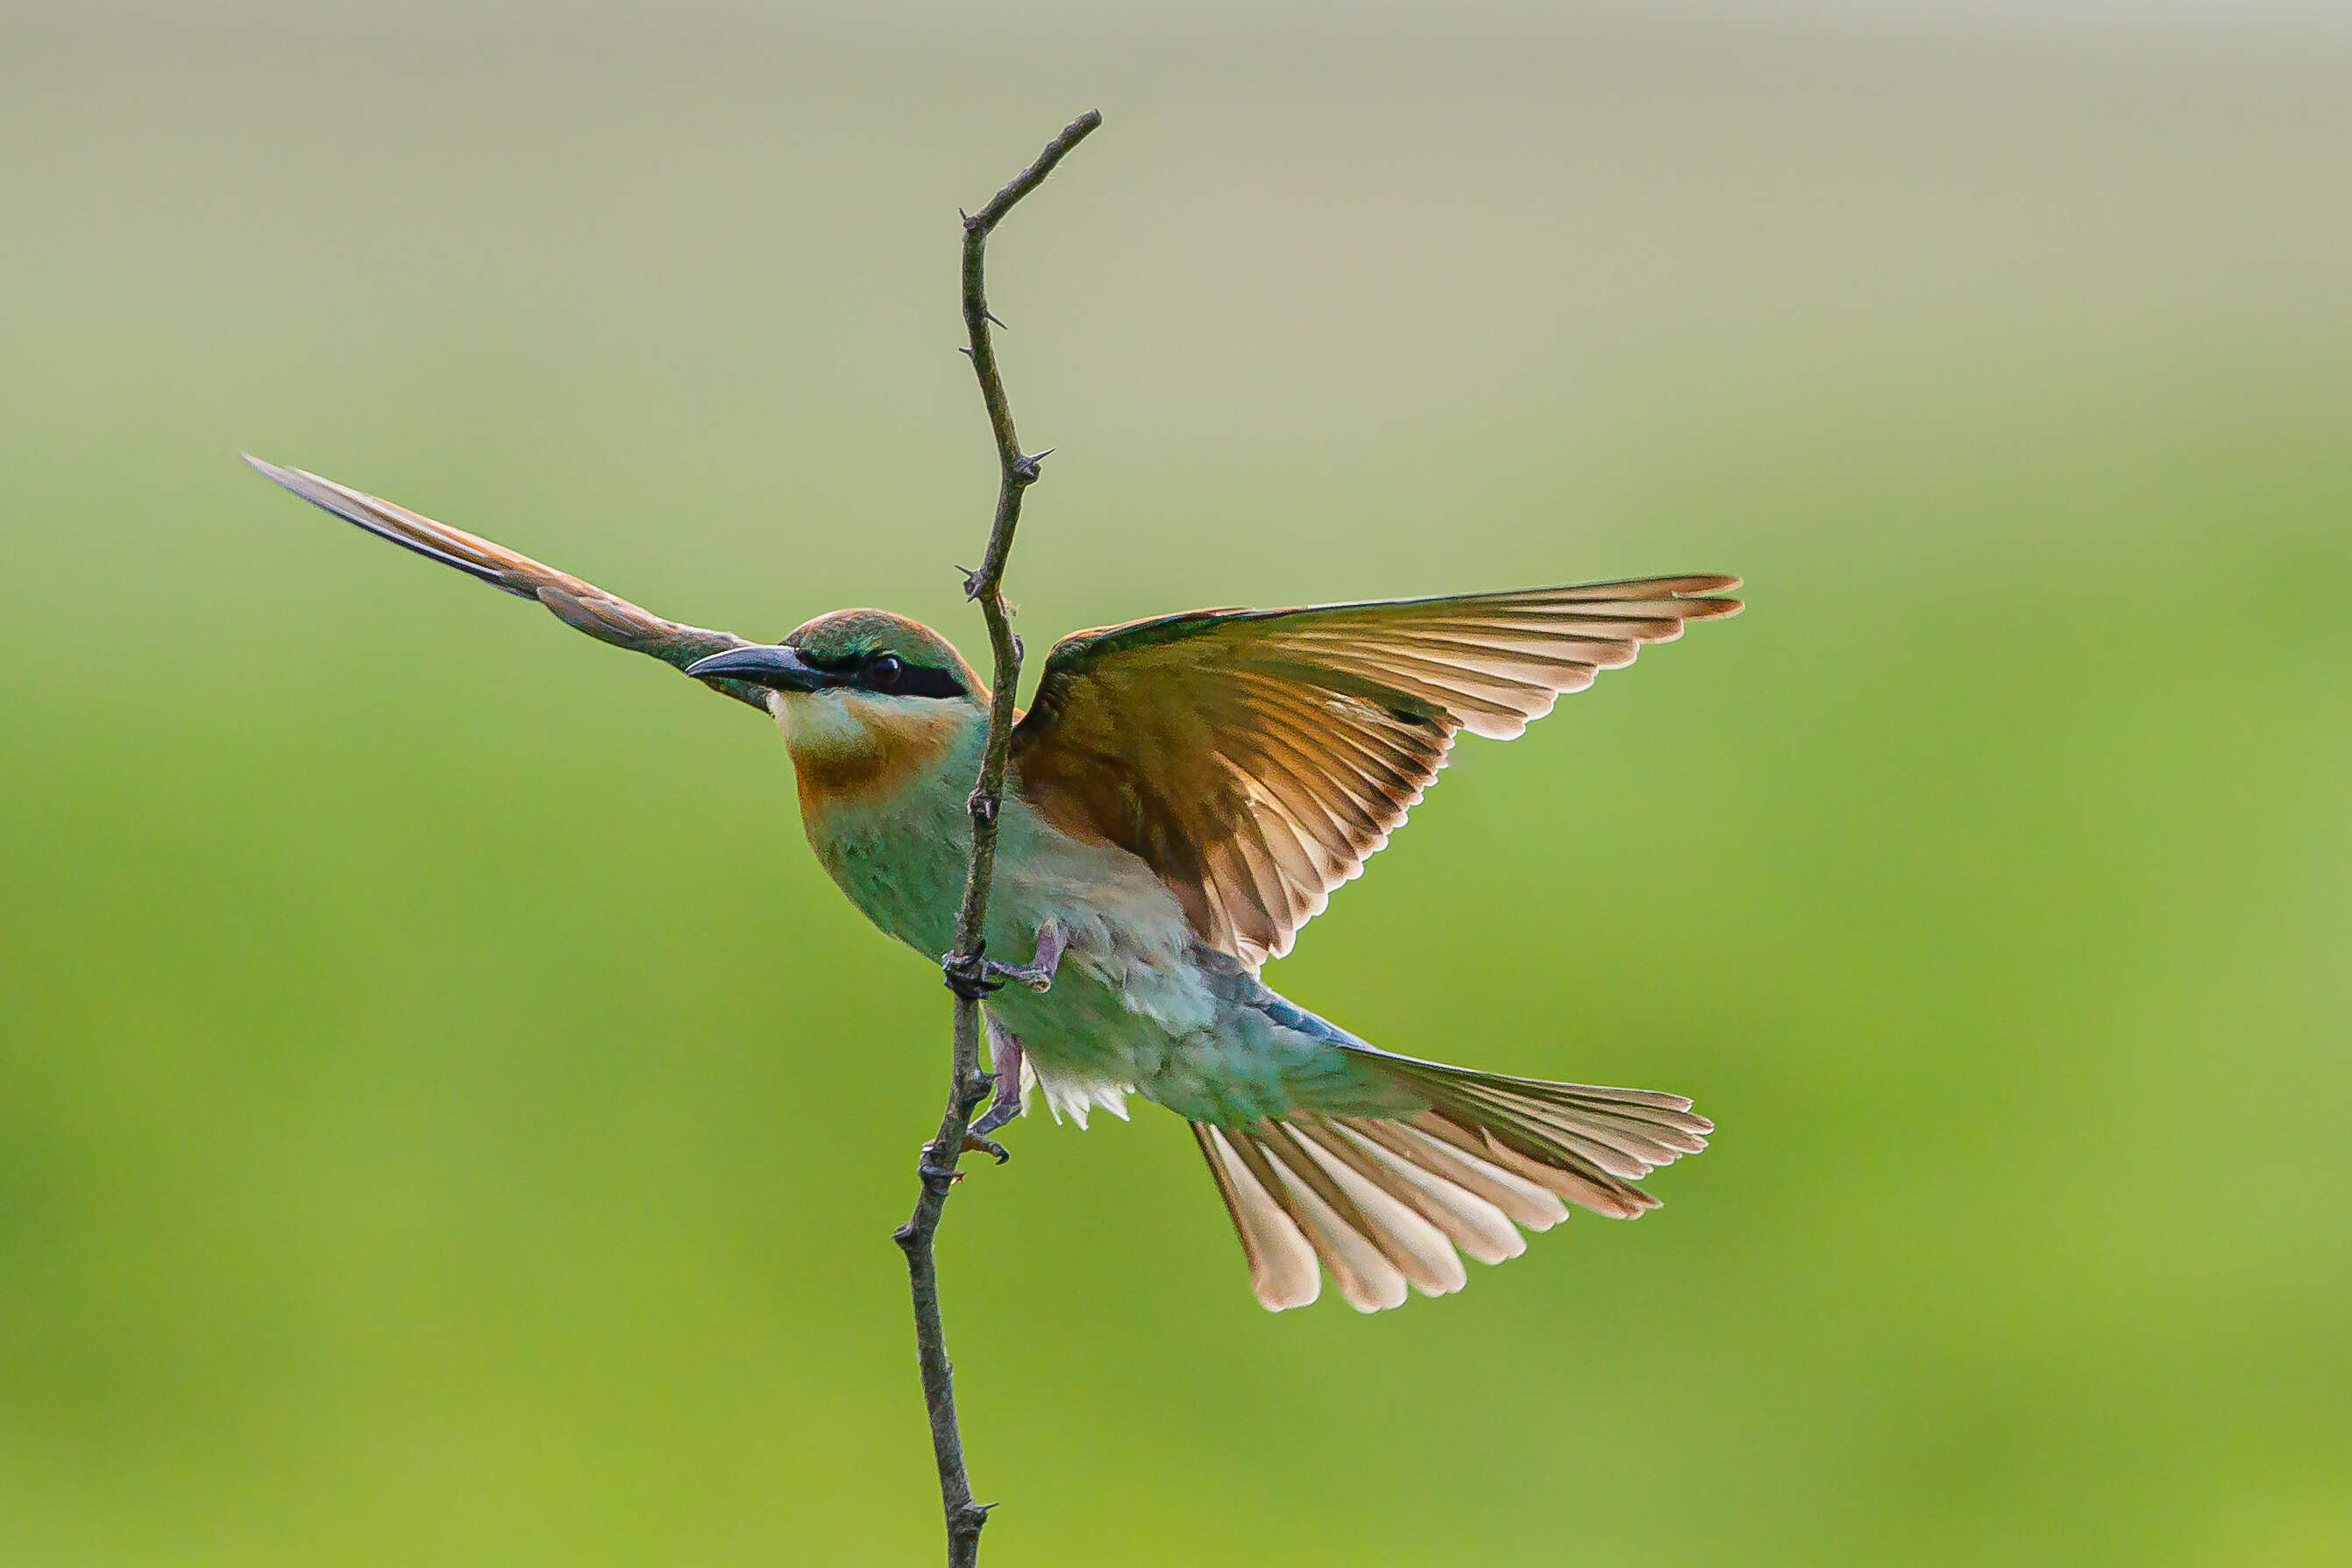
892;108;1102;1568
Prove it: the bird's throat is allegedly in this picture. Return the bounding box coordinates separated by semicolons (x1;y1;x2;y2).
774;689;977;822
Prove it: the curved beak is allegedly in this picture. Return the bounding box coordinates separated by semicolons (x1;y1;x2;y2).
685;643;830;692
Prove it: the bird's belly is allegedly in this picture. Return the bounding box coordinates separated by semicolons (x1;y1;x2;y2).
989;952;1408;1127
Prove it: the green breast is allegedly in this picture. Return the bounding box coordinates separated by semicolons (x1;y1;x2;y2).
808;770;977;959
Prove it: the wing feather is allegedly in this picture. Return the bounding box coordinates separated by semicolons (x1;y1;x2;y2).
1013;576;1740;964
245;456;767;709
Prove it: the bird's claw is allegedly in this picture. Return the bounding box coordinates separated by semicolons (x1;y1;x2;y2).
942;945;1002;1000
960;1132;1011;1164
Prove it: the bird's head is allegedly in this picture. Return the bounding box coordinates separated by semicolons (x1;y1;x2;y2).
685;610;983;806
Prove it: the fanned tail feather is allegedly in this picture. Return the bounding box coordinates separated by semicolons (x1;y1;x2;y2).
1192;1058;1711;1312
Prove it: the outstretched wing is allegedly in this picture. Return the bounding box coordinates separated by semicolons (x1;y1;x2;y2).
1012;576;1743;967
244;456;768;709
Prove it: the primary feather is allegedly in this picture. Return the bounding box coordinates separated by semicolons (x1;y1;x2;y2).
1012;578;1743;967
243;456;769;708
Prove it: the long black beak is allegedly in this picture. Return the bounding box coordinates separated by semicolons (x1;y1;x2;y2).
685;643;831;692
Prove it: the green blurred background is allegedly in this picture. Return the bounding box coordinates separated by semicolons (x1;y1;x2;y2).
4;4;2348;1563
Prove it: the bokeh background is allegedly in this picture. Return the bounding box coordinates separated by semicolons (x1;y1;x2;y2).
5;3;2348;1563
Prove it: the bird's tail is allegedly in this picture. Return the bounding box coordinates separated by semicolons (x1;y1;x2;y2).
1190;1055;1710;1313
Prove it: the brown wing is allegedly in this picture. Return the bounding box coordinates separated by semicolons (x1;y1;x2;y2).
1012;576;1743;966
244;456;768;709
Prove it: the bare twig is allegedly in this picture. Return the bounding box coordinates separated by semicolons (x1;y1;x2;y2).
892;108;1102;1568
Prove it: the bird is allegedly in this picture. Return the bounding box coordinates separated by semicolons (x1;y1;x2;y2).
245;454;1741;1313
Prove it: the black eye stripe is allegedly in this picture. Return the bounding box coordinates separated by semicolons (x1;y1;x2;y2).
790;647;967;699
882;663;967;699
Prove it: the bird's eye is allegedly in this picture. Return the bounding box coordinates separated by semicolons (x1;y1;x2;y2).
867;653;905;688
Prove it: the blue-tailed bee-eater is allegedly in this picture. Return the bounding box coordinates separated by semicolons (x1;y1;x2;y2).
247;456;1740;1312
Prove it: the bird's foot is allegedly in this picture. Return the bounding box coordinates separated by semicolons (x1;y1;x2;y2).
929;1065;1013;1167
959;1131;1011;1164
987;920;1067;994
944;923;1066;998
969;1096;1020;1141
984;960;1054;994
968;1032;1023;1148
942;943;1002;1000
952;1020;1025;1165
